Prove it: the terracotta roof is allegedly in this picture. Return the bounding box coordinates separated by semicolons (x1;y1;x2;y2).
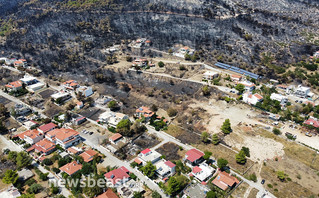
70;82;78;87
277;84;288;89
253;93;263;100
145;40;151;43
38;123;57;133
59;161;82;176
304;118;319;128
5;80;23;88
136;106;153;114
212;171;239;191
134;158;142;165
32;139;55;153
231;74;242;79
64;80;75;84
192;166;202;174
67;147;80;154
164;161;176;168
96;189;119;198
14;60;23;65
104;166;130;185
109;133;122;142
79;149;98;162
47;128;79;141
141;148;151;155
185;149;204;162
76;101;83;106
16;129;42;140
19;59;27;62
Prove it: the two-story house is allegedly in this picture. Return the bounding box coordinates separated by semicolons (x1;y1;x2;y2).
46;128;81;149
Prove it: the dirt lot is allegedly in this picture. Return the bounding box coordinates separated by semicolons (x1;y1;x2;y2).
0;96;11;105
247;188;259;198
231;182;249;198
79;107;105;121
155;142;185;161
38;88;55;99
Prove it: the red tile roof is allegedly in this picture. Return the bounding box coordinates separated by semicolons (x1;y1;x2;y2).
185;149;204;162
164;161;176;168
141;148;151;155
47;128;79;141
134;158;142;165
79;149;98;162
304;118;319;128
109;133;122;142
192;166;202;174
104;166;130;185
5;80;23;88
32;139;55;154
67;147;80;154
231;74;242;79
16;129;42;141
96;189;119;198
59;161;82;176
212;171;239;191
38;123;57;133
253;93;263;100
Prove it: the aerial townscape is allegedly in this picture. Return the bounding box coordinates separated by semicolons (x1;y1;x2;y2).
0;1;319;198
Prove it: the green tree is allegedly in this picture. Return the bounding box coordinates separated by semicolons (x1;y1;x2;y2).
16;151;32;169
277;171;287;181
273;128;281;135
235;150;247;164
235;84;245;94
133;192;144;198
116;119;132;136
151;191;161;198
42;158;53;166
248;173;257;182
201;132;210;143
108;100;118;110
184;54;191;60
140;161;157;179
83;175;104;198
166;177;180;196
202;85;210;96
212;134;220;145
168;49;173;55
221;119;232;134
207;191;217;198
2;170;18;184
158;61;165;68
0;121;8;134
28;183;43;194
167;107;177;117
217;158;228;171
203;151;212;161
18;194;35;198
241;147;250;157
8;151;17;162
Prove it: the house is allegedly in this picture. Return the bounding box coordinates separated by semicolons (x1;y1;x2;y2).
14;103;31;116
270;93;288;104
184;149;204;166
95;95;113;105
304;117;319;128
189;163;215;182
0;185;21;198
212;171;239;191
17;168;34;181
67;146;82;155
27;139;56;155
73;116;86;125
132;58;148;67
14;60;24;67
76;101;84;109
96;189;119;198
79;149;98;163
63;80;79;90
155;160;176;178
135;106;155;120
59;161;82;176
38;123;57;134
109;133;123;144
77;86;93;97
231;74;242;82
277;84;288;91
20;75;38;85
179;46;190;54
203;71;219;80
15;129;44;144
23;120;38;129
269;113;281;121
313;51;319;58
134;158;143;166
239;81;256;91
98;112;129;127
243;92;263;105
5;80;23;92
26;82;44;93
46;128;81;149
295;85;313;98
51;91;71;102
60;151;70;158
138;148;161;165
104;166;130;187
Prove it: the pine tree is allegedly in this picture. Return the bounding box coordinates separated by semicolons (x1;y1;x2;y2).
221;119;232;134
212;134;220;145
235;150;247;164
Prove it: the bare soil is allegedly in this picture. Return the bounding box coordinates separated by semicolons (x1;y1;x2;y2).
155;142;183;161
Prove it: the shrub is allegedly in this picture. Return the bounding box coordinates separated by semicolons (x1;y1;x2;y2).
267;184;273;188
158;61;165;68
167;107;177;117
273;128;281;135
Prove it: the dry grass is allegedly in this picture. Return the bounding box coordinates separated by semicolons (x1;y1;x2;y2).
230;182;249;198
247;188;259;198
165;125;184;137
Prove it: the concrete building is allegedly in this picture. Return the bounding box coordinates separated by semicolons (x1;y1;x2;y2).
203;71;219;80
77;86;93;97
295;85;313;98
270;93;288;103
243;92;263;105
138;148;161;165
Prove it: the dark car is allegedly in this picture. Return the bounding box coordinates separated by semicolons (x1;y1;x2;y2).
261;179;265;184
89;132;93;135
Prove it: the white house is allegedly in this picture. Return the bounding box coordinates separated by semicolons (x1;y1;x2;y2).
270;93;288;103
155;160;176;179
46;128;81;149
314;51;319;58
243;92;263;105
203;71;219;80
138;148;161;165
16;129;44;145
20;75;38;85
26;82;44;92
77;86;93;97
295;85;312;98
239;81;256;91
98;112;129;127
190;163;215;182
51;91;71;101
14;104;31;116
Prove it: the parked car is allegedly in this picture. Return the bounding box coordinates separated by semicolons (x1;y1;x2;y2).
261;179;265;184
89;132;93;135
305;132;312;137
